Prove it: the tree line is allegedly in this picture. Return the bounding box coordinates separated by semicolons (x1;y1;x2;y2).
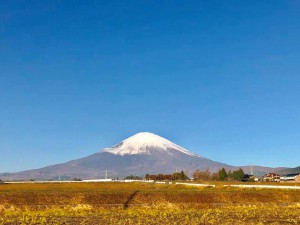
144;168;247;181
193;168;246;181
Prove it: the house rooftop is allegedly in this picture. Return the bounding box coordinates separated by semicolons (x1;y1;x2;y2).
283;173;300;177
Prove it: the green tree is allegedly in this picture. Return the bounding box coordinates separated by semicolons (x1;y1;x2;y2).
232;168;245;181
218;168;228;181
180;170;186;180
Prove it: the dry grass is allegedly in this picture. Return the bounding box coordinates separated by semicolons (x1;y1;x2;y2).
0;182;300;224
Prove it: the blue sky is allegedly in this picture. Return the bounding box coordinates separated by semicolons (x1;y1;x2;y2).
1;1;300;172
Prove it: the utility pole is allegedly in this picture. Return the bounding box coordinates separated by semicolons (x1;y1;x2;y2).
105;169;108;180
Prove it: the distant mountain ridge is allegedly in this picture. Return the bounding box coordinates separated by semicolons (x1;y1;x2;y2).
0;132;288;180
277;166;300;175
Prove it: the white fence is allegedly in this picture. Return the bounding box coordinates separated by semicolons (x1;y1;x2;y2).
155;181;166;184
4;179;155;184
175;182;215;187
224;184;300;189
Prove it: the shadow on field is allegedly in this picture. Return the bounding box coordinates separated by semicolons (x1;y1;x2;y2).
124;191;139;209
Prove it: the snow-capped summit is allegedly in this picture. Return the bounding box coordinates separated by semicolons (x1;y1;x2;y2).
103;132;199;157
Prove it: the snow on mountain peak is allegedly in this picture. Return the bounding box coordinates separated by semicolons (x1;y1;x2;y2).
103;132;199;157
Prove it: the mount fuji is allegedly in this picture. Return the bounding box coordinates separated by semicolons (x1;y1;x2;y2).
0;132;286;180
103;132;199;157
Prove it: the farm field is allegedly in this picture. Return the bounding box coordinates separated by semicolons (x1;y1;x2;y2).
0;182;300;224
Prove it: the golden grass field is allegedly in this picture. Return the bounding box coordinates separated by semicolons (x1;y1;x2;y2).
0;182;300;224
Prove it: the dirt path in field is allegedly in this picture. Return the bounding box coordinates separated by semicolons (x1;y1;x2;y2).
124;191;139;209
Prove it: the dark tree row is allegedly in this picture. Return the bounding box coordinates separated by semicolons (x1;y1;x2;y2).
124;175;143;180
145;170;188;181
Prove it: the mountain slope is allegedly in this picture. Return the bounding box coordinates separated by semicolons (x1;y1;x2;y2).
277;166;300;175
239;165;288;176
10;150;231;180
0;132;287;180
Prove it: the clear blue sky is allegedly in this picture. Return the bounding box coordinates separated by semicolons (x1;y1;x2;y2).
1;1;300;172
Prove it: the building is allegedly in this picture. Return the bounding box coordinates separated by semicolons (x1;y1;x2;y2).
263;173;280;182
242;174;259;182
280;173;300;183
